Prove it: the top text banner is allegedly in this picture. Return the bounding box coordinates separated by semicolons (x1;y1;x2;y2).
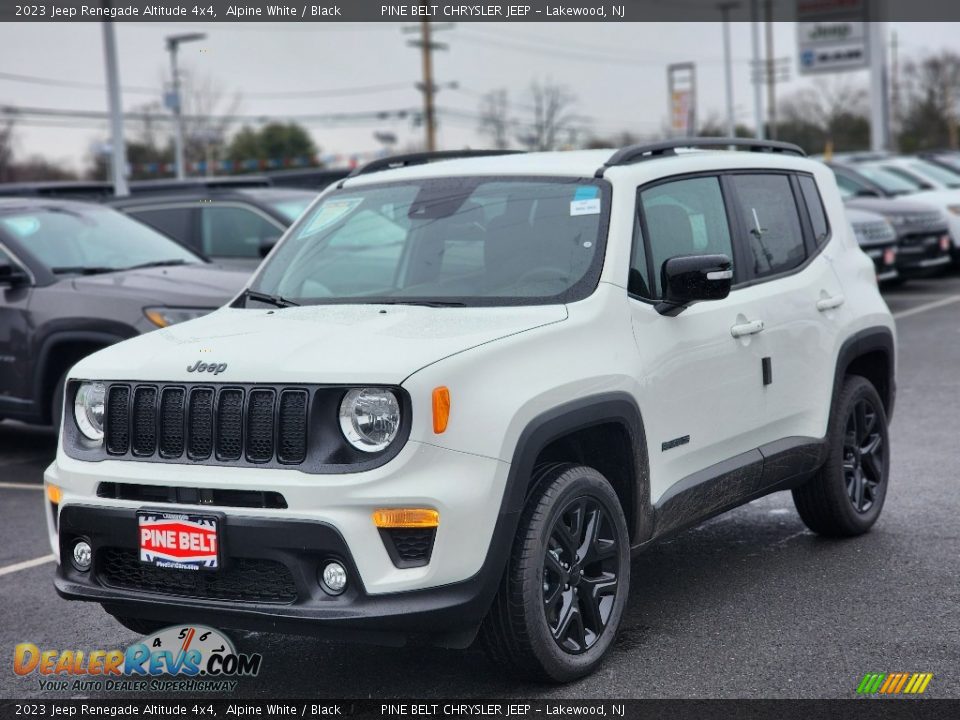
4;0;960;22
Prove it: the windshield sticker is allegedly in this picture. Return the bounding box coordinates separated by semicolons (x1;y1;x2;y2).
573;186;599;201
298;198;362;238
570;198;601;216
2;216;40;237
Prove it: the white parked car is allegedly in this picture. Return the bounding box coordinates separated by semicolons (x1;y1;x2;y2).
47;140;896;682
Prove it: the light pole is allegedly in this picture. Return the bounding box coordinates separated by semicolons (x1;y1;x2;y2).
165;32;206;180
101;22;128;197
717;2;739;139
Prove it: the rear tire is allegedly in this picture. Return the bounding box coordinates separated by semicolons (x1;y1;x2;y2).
792;375;889;537
480;464;630;683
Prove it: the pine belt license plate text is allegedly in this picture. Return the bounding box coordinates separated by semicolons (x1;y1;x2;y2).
138;511;219;570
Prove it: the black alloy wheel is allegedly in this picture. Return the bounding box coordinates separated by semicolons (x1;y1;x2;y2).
543;496;620;654
843;396;885;514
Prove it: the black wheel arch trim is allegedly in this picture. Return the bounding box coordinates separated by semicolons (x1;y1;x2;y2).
33;329;135;415
833;326;896;421
501;391;652;543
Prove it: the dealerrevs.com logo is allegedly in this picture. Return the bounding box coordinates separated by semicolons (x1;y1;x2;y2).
14;625;261;692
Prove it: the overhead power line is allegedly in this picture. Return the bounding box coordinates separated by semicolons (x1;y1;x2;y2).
0;104;422;126
455;29;750;67
0;71;415;100
0;71;157;95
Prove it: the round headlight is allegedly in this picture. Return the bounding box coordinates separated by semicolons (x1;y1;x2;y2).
338;388;401;453
74;382;106;441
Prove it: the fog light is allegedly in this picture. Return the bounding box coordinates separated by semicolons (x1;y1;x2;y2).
71;540;92;572
320;561;347;595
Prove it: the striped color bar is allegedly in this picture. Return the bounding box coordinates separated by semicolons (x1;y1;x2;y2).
857;673;933;694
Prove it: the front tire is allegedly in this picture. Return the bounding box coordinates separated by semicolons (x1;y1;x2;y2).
481;464;630;683
792;375;890;537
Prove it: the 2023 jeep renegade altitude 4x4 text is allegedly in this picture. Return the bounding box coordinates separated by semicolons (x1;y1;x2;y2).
47;140;896;682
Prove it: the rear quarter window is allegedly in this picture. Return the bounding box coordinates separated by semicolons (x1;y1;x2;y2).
798;176;830;245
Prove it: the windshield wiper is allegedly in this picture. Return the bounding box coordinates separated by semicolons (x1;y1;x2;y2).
241;289;300;308
50;266;116;275
121;259;192;271
377;300;467;307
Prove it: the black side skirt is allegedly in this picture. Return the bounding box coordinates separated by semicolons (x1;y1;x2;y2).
644;436;827;544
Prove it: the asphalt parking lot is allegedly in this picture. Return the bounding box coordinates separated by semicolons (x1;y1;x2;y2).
1;275;958;700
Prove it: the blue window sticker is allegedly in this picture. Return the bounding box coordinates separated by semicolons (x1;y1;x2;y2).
573;186;600;202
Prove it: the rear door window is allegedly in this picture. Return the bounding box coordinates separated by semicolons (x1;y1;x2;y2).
200;205;285;258
728;174;806;279
126;206;195;247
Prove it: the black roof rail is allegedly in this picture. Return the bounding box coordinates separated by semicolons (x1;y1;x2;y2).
348;150;524;178
596;137;806;177
128;176;273;194
0;181;114;199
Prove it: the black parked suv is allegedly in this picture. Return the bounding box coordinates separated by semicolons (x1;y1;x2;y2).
107;180;319;269
0;198;247;428
830;166;953;278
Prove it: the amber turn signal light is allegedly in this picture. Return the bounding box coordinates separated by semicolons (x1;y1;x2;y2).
372;508;440;529
432;386;450;434
46;483;63;505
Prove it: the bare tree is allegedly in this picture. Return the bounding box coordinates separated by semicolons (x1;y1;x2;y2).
516;81;582;151
178;70;242;173
780;77;868;131
0;119;14;183
898;51;960;150
777;78;870;152
478;89;510;149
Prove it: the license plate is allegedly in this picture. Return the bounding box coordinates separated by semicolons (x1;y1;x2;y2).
138;511;219;571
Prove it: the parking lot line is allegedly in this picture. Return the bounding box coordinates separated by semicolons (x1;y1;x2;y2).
0;481;43;490
0;554;54;577
892;294;960;320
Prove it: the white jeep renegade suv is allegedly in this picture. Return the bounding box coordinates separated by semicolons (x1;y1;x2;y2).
47;139;896;682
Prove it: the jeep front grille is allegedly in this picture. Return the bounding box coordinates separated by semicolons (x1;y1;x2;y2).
105;383;309;465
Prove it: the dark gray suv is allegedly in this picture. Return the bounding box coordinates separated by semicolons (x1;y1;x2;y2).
0;198;247;428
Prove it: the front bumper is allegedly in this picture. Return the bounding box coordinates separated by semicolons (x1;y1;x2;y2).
896;233;952;276
862;244;899;282
54;505;516;647
45;439;516;646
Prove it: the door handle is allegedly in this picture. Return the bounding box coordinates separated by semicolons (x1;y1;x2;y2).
816;294;845;312
731;319;765;338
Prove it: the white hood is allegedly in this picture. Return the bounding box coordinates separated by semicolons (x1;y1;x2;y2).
910;188;960;207
71;303;568;385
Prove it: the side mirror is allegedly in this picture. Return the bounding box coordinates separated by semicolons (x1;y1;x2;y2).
0;261;29;288
855;188;881;198
656;254;733;317
259;236;280;259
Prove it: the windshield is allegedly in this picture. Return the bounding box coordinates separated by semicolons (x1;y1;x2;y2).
248;177;609;306
904;159;960;188
0;205;201;273
258;191;318;223
856;165;924;194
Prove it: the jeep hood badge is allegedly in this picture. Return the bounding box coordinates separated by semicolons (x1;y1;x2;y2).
187;361;228;375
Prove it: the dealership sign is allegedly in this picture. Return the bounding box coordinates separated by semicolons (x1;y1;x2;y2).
798;21;868;74
797;0;871;75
